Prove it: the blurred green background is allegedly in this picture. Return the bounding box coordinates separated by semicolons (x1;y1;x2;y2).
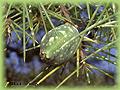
2;2;118;88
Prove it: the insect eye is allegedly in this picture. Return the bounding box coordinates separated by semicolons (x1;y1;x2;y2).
41;52;45;55
40;50;46;60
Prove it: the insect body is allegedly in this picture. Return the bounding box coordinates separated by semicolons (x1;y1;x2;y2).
40;23;80;65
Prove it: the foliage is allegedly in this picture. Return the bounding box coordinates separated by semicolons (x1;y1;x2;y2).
3;2;118;88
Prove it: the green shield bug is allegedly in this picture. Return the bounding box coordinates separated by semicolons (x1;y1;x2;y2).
40;23;80;65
